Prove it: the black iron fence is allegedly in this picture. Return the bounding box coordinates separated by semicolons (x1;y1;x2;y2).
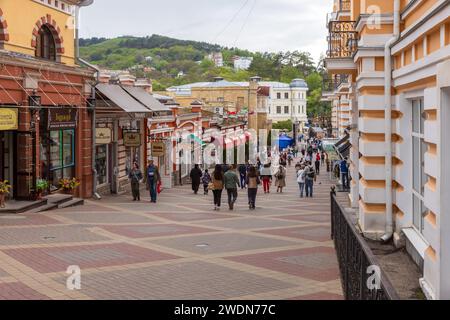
327;21;358;58
330;188;400;300
322;74;350;93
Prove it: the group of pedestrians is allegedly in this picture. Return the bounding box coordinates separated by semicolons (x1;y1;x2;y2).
204;164;260;211
128;160;162;203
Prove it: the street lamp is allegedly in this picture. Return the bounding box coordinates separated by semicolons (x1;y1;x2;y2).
28;89;41;200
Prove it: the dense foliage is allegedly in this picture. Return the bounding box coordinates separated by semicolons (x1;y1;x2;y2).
80;34;331;124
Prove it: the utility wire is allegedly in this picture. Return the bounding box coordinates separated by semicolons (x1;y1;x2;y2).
233;0;257;48
212;0;250;44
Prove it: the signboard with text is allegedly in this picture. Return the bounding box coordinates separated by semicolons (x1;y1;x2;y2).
0;108;18;131
151;142;165;157
123;132;141;147
48;108;77;130
96;128;112;144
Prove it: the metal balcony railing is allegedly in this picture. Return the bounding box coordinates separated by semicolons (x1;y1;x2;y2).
327;21;358;58
322;74;350;93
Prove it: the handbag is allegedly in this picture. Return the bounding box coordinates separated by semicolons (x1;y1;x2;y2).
208;182;215;191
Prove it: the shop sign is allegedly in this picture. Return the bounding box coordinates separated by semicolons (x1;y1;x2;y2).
0;108;18;131
48;108;77;130
96;128;112;144
151;142;165;157
123;131;141;147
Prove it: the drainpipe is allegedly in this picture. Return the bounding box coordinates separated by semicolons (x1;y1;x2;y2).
75;1;100;199
381;0;400;242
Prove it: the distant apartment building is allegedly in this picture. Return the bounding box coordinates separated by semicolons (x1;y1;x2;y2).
233;56;254;70
208;52;224;67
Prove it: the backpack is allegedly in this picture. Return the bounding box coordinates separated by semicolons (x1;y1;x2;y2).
307;167;315;179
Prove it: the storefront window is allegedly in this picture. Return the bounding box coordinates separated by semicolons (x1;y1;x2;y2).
95;145;108;185
41;129;75;189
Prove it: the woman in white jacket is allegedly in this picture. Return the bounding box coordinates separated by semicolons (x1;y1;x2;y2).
296;165;306;198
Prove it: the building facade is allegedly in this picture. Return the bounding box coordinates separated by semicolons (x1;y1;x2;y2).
233;56;253;70
323;0;450;299
0;0;95;200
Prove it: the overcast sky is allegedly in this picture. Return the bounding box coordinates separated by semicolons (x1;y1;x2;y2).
79;0;330;63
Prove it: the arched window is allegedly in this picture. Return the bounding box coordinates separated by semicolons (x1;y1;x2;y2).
35;25;56;61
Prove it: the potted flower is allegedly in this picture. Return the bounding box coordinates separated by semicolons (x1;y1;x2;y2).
35;179;49;200
59;178;81;194
0;180;12;208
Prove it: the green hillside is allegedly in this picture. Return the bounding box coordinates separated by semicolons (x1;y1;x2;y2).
79;34;330;122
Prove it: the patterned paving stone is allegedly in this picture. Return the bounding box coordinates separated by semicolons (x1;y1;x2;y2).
0;225;109;246
51;211;160;224
0;282;49;300
256;226;332;242
199;217;301;230
225;247;340;282
277;214;331;223
51;261;296;300
0;214;62;227
0;266;10;278
151;212;234;222
148;233;297;255
99;224;218;238
290;292;344;300
2;243;179;273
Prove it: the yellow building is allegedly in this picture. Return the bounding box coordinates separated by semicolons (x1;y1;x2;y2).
164;76;271;132
0;0;86;65
324;0;450;299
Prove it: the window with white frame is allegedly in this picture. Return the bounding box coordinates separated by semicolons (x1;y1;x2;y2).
411;98;427;234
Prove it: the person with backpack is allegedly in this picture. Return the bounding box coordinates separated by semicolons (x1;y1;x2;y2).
224;165;240;210
246;166;260;210
145;160;161;203
201;169;212;195
211;164;224;210
296;164;306;198
274;165;287;193
128;162;143;201
238;164;247;189
305;162;316;198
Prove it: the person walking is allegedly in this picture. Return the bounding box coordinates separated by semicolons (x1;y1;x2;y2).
315;152;321;175
211;164;224;210
296;165;306;198
129;162;143;201
224;165;240;210
246;166;260;210
305;162;316;198
260;163;272;194
238;164;247;189
340;157;350;190
201;168;212;195
190;164;203;194
274;165;287;193
145;160;161;203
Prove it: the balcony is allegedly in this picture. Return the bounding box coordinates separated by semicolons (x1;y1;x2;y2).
322;74;350;99
325;20;358;72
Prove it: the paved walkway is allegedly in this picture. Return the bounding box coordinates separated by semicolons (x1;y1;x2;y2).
0;161;343;300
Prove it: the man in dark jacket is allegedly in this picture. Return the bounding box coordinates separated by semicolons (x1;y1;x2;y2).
145;160;161;203
238;164;247;189
190;164;203;194
224;165;240;210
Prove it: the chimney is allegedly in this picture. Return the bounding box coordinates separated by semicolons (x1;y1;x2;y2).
135;78;153;93
166;102;180;116
190;100;203;113
118;73;136;86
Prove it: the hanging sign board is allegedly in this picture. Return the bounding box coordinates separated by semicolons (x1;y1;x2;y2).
48;108;77;130
0;108;18;131
123;132;141;147
151;142;165;157
96;128;112;144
